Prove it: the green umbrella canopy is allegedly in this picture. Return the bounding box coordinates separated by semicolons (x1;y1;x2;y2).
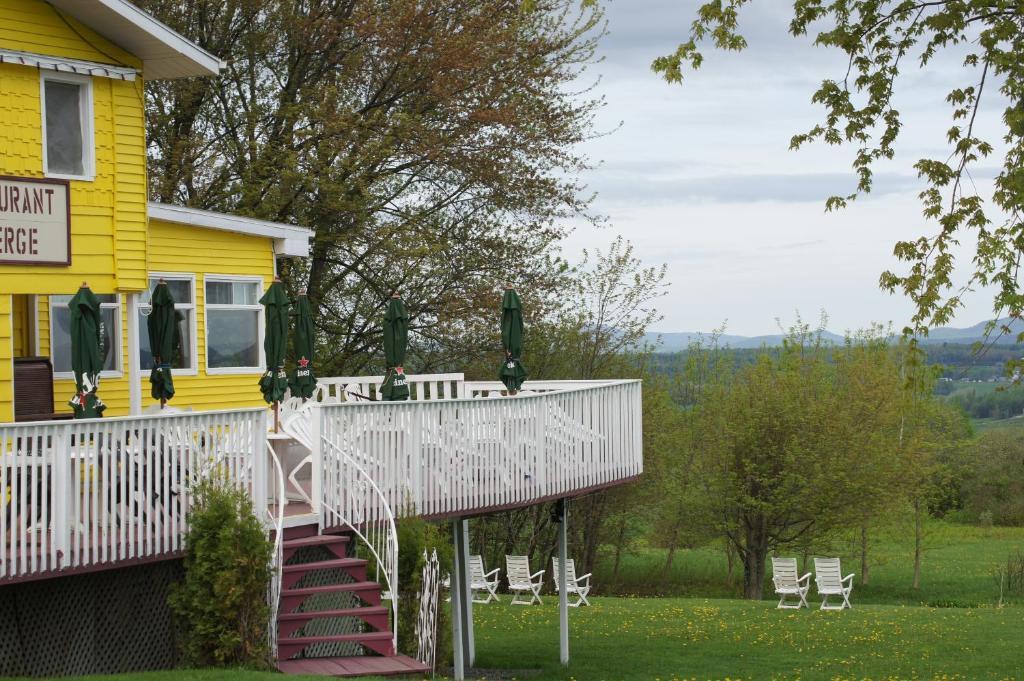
380;293;410;401
499;286;528;392
146;280;178;404
67;283;106;418
288;293;318;399
258;280;290;404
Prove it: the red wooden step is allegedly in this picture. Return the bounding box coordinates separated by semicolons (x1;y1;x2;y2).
281;524;320;541
277;606;390;638
278;654;429;677
282;558;368;588
278;631;395;659
280;581;382;612
282;534;350;562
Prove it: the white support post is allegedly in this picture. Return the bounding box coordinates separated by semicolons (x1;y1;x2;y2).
251;410;268;513
558;498;569;666
52;428;71;569
460;518;475;666
126;293;142;416
451;520;466;681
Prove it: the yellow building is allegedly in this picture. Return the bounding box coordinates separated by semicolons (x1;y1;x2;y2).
0;0;312;422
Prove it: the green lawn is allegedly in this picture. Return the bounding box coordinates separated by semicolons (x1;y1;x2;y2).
7;523;1024;680
594;523;1024;607
472;596;1024;680
13;598;1023;680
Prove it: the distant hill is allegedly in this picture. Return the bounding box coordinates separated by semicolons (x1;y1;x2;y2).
646;318;1024;352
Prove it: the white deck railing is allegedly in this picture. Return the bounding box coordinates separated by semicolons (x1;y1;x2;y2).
315;379;642;520
0;409;270;581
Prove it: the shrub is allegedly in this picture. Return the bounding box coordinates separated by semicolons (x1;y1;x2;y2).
169;477;274;668
395;517;453;666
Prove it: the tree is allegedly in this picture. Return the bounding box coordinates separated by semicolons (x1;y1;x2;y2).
688;323;917;599
656;2;1024;338
140;0;606;374
961;426;1024;526
830;327;905;585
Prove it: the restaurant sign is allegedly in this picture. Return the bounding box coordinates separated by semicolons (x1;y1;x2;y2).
0;176;70;266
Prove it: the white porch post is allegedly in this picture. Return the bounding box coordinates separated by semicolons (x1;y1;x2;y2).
451;520;466;681
251;409;268;513
460;518;475;666
558;498;569;665
126;293;142;415
450;517;475;674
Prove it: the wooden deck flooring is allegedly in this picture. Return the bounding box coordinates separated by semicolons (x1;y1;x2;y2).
278;654;430;677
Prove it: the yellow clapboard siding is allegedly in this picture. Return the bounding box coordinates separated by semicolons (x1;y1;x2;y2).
0;1;141;67
141;220;276;412
11;295;28;357
0;295;13;421
30;222;279;418
0;55;146;294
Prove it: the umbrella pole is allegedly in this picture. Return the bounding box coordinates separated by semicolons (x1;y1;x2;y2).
274;400;280;433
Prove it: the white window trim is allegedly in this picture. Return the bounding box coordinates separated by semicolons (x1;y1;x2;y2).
50;293;123;380
138;272;199;377
203;275;265;375
40;71;95;181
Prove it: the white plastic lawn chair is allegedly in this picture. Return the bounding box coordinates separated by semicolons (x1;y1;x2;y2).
506;555;545;605
551;557;592;607
771;557;810;609
469;555;501;604
814;557;854;610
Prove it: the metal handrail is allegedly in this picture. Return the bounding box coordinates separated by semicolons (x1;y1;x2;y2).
319;436;399;653
264;440;286;659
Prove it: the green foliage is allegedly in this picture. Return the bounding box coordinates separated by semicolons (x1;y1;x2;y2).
139;0;608;377
394;518;453;665
960;427;1024;525
657;1;1024;344
168;478;273;669
945;382;1024;419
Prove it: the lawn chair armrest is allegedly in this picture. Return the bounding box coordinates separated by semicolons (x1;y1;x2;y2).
841;573;855;584
797;572;811;583
484;568;501;578
576;572;592;585
530;569;546;580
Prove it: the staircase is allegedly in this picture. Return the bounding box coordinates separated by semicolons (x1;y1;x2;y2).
276;525;429;677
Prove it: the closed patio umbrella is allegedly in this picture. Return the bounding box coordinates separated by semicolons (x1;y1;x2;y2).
288;292;317;399
147;279;178;407
380;292;409;401
68;282;106;418
499;285;528;394
259;278;290;429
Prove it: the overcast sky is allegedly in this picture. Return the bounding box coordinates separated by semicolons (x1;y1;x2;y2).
565;0;1005;336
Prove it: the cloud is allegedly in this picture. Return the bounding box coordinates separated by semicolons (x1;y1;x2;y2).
588;171;925;205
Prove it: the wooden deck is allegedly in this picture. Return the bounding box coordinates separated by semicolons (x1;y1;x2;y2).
278;655;430;677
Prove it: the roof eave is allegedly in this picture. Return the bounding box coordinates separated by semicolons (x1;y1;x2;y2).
147;203;313;259
47;0;225;80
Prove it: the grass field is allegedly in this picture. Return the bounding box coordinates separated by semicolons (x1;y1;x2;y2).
5;523;1023;681
593;522;1024;607
9;597;1023;681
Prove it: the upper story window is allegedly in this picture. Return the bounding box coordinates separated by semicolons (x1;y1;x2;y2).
205;277;264;373
41;73;94;180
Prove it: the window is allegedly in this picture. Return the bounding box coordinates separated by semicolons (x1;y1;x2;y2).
205;277;263;372
138;275;196;373
50;294;120;377
41;73;94;179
